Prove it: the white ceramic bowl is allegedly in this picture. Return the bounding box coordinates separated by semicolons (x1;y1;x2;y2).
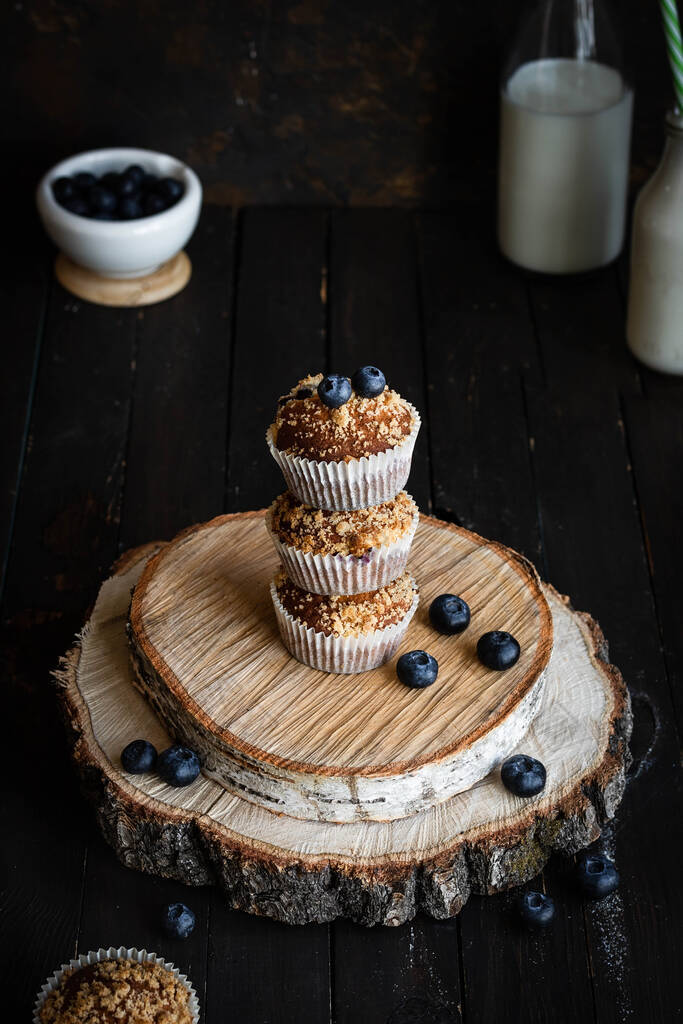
36;147;202;278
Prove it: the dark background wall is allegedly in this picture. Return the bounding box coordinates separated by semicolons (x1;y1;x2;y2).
6;0;673;208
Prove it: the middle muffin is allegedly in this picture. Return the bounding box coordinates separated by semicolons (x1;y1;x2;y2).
267;490;419;595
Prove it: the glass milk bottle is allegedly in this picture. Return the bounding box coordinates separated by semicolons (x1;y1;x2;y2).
498;0;633;273
627;111;683;374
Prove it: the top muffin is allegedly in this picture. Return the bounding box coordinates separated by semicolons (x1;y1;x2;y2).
271;372;417;463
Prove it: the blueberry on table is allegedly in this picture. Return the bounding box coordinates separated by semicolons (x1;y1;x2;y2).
163;902;196;939
124;163;145;185
397;650;439;688
352;365;386;398
157;176;184;202
519;890;555;928
501;753;546;796
157;744;201;786
429;593;471;635
143;192;167;216
52;176;76;203
73;171;96;189
87;185;117;214
477;630;520;670
121;739;157;773
118;196;143;220
318;374;352;409
576;851;619;898
63;196;90;216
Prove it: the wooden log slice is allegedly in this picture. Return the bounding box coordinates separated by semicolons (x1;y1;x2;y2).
55;537;631;927
128;512;554;823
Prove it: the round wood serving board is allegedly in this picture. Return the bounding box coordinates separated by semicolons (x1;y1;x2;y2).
128;512;553;823
55;539;631;926
55;250;191;307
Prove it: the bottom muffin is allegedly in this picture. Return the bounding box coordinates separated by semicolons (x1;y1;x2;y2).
271;569;419;674
38;956;194;1024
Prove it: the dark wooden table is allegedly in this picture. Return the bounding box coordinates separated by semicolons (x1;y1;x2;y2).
2;205;681;1022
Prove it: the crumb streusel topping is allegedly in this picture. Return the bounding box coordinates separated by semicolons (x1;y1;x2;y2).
275;569;417;638
39;958;192;1024
269;490;418;557
271;373;415;462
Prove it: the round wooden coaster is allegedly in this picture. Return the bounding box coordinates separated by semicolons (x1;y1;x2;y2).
55;536;631;926
128;512;554;823
54;251;191;307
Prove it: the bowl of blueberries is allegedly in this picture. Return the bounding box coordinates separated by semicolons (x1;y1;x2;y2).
36;147;202;278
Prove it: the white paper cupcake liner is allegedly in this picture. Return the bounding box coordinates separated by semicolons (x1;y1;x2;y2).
270;575;419;674
266;504;419;595
33;946;200;1023
266;404;421;511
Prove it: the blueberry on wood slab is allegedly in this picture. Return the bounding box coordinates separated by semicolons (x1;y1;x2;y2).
501;754;547;796
397;650;438;688
429;593;471;635
478;630;521;670
157;745;201;787
121;738;157;774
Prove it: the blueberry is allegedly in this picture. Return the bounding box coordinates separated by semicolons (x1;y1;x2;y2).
116;174;139;198
121;739;157;774
163;902;196;939
157;744;201;787
477;630;520;670
157;176;184;203
92;210;116;220
87;185;117;214
63;196;90;216
429;594;471;635
52;176;76;203
317;374;352;409
576;851;619;899
143;193;167;216
73;171;96;189
519;890;555;928
501;754;546;797
124;163;145;186
118;197;143;220
100;171;121;192
141;171;159;190
396;650;438;689
352;365;386;398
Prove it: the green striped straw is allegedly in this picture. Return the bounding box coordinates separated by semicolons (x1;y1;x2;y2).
660;0;683;111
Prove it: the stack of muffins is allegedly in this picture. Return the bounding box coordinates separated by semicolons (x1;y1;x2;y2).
266;368;422;674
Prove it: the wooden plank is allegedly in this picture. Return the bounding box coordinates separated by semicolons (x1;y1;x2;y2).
622;393;683;734
417;208;596;1024
0;288;138;1017
0;226;51;591
75;209;235;1012
527;273;683;1024
328;208;461;1019
328;208;432;511
207;207;330;1022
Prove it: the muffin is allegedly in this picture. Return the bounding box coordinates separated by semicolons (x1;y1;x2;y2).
266;490;419;595
266;373;421;510
37;955;194;1024
271;568;419;673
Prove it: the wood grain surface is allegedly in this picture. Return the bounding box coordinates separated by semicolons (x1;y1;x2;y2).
2;204;681;1022
58;540;629;925
129;511;552;824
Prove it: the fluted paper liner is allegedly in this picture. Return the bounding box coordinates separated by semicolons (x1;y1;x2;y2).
270;575;419;674
266;504;419;595
33;946;200;1023
266;404;421;511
